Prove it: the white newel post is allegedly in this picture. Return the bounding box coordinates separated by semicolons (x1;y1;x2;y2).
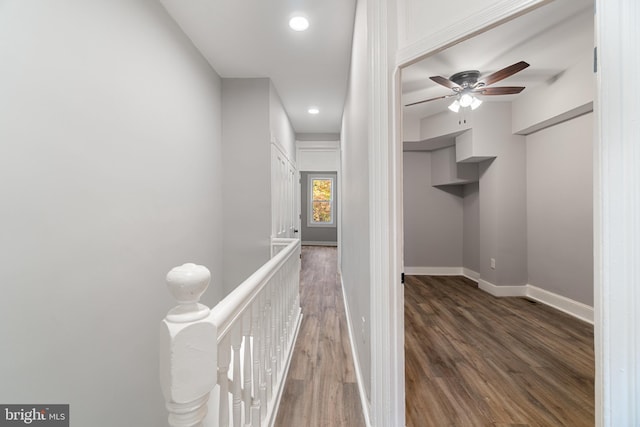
160;263;217;427
160;239;301;427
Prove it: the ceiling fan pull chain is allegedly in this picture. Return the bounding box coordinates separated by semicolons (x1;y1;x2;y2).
462;109;468;125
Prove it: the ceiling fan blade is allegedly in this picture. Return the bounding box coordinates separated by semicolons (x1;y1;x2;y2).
480;61;530;87
474;86;525;96
430;75;461;90
405;94;455;107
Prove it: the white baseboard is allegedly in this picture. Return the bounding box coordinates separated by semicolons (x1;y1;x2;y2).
478;279;528;297
526;283;594;324
404;266;480;281
340;276;372;427
478;278;594;324
462;268;480;282
302;240;338;247
404;266;594;324
404;266;463;276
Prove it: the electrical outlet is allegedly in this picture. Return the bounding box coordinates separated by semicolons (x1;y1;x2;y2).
490;258;496;269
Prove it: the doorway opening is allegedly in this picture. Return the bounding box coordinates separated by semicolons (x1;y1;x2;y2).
399;0;595;425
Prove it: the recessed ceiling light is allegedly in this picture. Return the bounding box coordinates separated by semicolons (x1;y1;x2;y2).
289;16;309;31
308;107;320;115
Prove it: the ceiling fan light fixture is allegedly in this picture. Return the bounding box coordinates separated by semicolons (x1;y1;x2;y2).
459;93;474;108
409;61;529;110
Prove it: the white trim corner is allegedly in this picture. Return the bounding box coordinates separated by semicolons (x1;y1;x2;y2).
462;268;480;282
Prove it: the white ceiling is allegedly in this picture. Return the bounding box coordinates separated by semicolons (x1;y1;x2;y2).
402;0;594;123
158;0;592;138
159;0;357;135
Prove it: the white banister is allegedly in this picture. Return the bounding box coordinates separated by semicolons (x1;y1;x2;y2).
257;293;268;424
241;312;252;426
218;337;231;427
231;323;242;427
160;239;302;427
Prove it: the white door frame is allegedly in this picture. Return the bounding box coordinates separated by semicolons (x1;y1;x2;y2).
369;1;550;425
593;1;640;425
295;140;341;245
369;0;640;425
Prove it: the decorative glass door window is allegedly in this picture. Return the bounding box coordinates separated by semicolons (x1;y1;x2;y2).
308;176;334;226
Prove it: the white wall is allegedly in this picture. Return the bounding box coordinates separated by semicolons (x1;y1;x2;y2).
403;152;464;268
408;103;593;309
463;183;480;273
403;114;422;142
527;113;593;305
398;0;506;49
269;82;296;160
340;0;371;404
221;78;296;290
513;52;595;135
296;141;340;172
221;78;272;292
0;1;224;425
413;103;527;285
408;104;593;311
476;103;528;286
395;0;547;64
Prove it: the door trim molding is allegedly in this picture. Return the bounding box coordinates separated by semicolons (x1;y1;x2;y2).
594;1;640;424
380;1;569;426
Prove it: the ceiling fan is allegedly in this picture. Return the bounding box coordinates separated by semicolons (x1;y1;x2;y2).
405;61;530;109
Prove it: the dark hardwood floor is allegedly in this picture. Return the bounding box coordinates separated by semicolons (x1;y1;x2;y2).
405;275;595;427
275;246;365;427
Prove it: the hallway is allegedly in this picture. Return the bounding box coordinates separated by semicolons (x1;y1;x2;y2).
275;246;365;426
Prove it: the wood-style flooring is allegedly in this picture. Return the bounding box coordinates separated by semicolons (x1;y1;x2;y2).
275;246;365;427
405;275;595;427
